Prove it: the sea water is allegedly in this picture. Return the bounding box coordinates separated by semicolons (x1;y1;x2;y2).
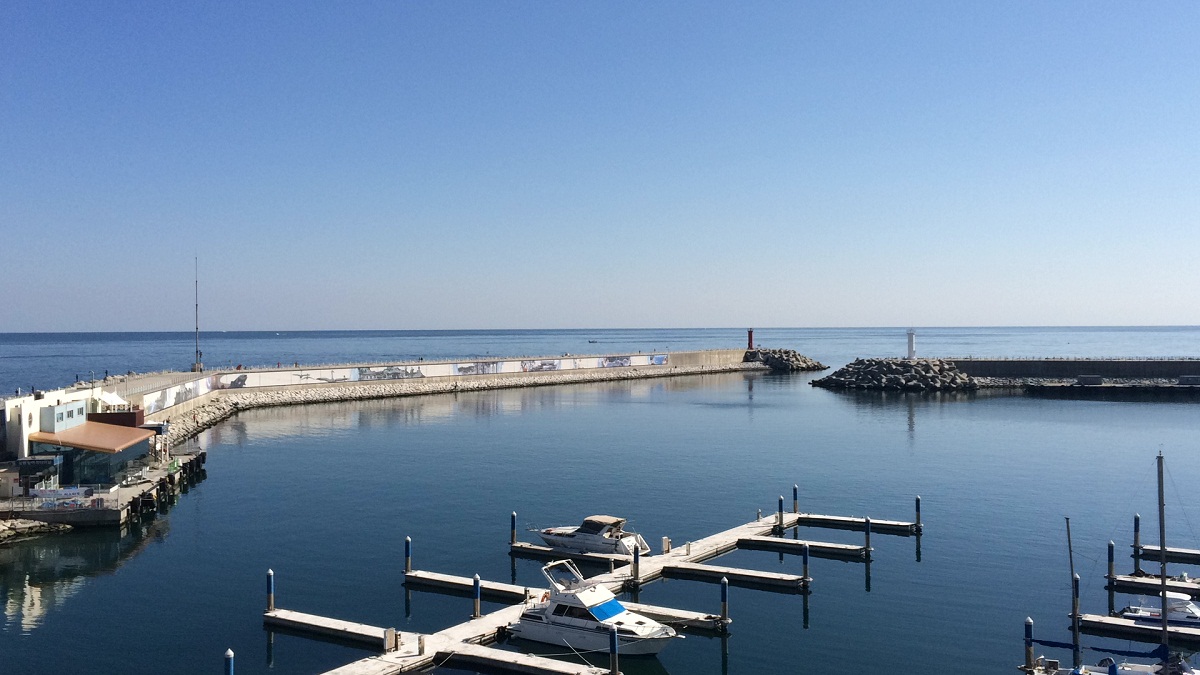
2;327;1199;674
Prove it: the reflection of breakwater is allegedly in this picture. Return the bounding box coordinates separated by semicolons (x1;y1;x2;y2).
199;372;749;445
166;357;758;448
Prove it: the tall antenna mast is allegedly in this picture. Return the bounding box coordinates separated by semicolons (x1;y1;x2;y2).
192;256;203;372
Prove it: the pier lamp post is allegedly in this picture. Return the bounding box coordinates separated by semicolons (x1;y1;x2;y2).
90;371;95;393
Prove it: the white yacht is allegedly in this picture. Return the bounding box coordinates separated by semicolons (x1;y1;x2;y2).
1122;591;1200;627
536;515;651;556
508;560;680;656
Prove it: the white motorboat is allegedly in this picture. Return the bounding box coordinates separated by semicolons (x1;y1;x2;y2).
508;560;680;656
536;515;651;556
1122;591;1200;627
1028;653;1193;674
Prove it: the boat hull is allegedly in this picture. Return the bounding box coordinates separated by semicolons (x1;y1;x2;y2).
508;620;675;656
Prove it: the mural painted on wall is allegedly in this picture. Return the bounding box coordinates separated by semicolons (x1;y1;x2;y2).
456;362;501;376
138;354;671;412
359;366;424;381
143;376;214;414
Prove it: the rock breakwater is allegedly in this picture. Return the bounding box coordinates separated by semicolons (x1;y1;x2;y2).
164;361;761;447
0;519;72;544
812;358;978;392
744;349;828;372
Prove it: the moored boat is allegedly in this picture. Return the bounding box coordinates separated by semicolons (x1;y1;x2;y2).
1122;592;1200;628
508;560;680;656
536;515;651;556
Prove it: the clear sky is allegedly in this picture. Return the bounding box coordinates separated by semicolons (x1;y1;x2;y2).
2;2;1197;331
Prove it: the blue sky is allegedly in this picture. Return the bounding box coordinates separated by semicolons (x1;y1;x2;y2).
2;2;1196;331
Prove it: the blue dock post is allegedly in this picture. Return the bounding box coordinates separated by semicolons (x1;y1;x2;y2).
720;576;729;621
224;649;234;675
267;569;275;612
405;536;412;574
1072;573;1083;665
915;495;922;532
510;512;517;545
608;625;619;675
1133;513;1142;574
472;574;481;618
777;495;784;531
864;517;872;557
802;543;810;581
1024;617;1034;672
633;546;641;584
793;484;799;514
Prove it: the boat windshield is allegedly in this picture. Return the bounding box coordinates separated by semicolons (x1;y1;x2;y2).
589;598;626;622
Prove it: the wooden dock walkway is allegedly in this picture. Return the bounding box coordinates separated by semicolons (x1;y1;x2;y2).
402;570;730;632
1079;613;1200;648
292;499;922;675
264;609;401;651
1137;544;1200;566
1109;573;1200;599
316;604;605;675
403;569;535;603
794;513;920;536
509;541;631;566
737;535;869;561
661;561;808;593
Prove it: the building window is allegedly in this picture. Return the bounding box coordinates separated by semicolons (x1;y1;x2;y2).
67;410;74;419
57;413;63;422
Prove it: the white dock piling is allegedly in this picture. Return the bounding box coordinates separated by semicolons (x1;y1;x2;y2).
472;574;481;618
267;569;275;612
720;576;729;621
405;536;412;574
224;649;234;675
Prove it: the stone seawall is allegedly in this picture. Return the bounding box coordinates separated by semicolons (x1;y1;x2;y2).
949;358;1200;379
164;359;764;447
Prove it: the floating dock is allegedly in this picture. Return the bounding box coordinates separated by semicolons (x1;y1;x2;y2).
1078;613;1200;649
661;561;808;592
1109;573;1200;599
793;513;920;536
263;609;401;651
263;494;923;675
737;535;869;561
1137;544;1200;566
509;541;631;566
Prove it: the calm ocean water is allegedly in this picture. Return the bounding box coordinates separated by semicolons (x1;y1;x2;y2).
2;327;1200;674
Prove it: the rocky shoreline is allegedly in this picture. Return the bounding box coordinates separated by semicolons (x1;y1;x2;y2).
164;361;766;447
744;348;828;372
0;519;72;544
812;358;978;392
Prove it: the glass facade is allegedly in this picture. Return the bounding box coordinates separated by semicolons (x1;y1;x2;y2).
28;441;150;486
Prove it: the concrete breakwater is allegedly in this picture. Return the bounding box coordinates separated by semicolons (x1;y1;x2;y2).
744;348;828;372
812;358;978;392
0;519;72;544
164;358;764;448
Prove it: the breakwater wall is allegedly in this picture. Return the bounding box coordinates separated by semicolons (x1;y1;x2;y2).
156;349;757;446
948;358;1200;379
